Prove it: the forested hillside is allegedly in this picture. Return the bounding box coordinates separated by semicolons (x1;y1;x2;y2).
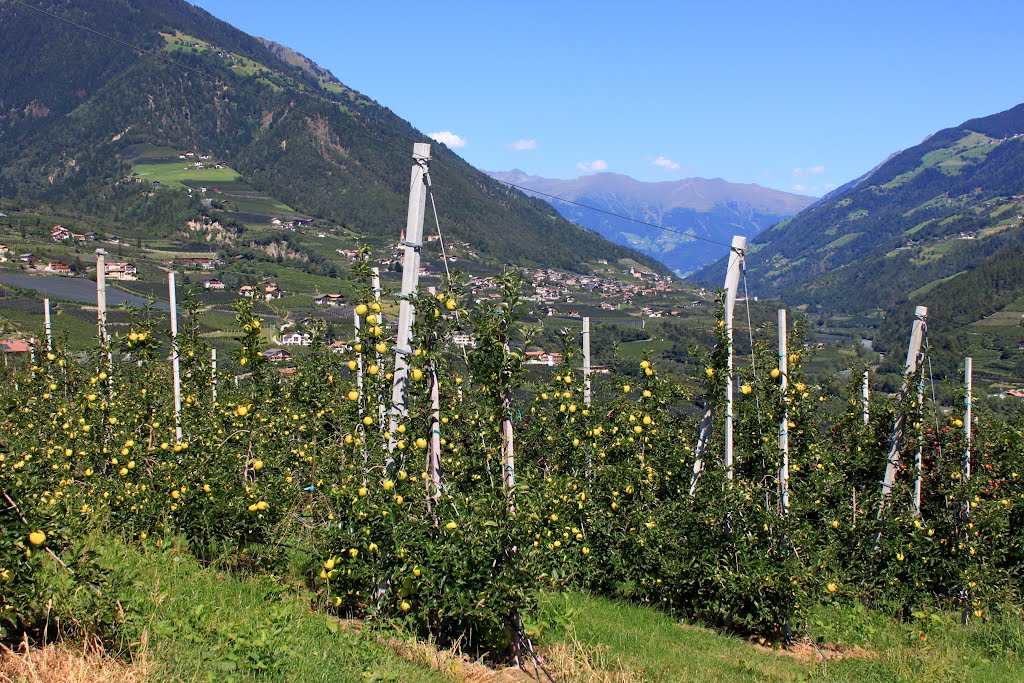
0;0;663;273
694;103;1024;386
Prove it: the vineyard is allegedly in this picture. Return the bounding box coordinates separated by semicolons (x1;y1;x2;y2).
2;259;1024;679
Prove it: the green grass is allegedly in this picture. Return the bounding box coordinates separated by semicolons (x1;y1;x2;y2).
827;233;862;249
619;338;673;360
539;592;1024;682
132;161;241;189
909;272;964;299
103;538;446;682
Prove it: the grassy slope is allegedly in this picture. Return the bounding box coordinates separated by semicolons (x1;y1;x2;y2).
90;539;1024;682
104;539;445;683
542;592;1024;683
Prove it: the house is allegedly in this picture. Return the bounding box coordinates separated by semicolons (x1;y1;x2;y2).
19;253;35;264
281;332;311;346
173;257;220;271
238;285;257;298
202;278;226;290
327;340;349;354
314;294;345;307
44;262;72;275
524;350;563;366
263;284;283;301
263;348;291;363
51;225;71;241
0;339;32;355
104;262;137;281
590;365;612;375
451;333;477;348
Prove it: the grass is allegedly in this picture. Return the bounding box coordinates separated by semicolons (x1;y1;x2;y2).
132;162;241;190
102;539;447;682
538;592;1024;682
827;233;862;249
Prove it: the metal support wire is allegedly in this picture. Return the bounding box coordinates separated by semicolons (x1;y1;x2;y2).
424;176;470;367
741;266;769;505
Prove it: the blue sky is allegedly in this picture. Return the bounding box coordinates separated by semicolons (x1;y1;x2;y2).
194;0;1024;197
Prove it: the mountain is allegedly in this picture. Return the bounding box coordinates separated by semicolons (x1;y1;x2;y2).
0;0;664;274
694;103;1024;386
488;170;814;276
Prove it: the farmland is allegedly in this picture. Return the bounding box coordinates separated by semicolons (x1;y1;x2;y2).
2;265;1024;681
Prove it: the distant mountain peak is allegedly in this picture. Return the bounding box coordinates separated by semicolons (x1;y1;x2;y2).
488;170;814;276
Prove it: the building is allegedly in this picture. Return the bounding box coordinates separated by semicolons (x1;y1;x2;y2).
281;332;311;346
1;339;32;355
525;350;563;366
104;262;137;281
263;284;283;301
238;285;256;298
451;333;477;348
44;262;72;275
263;348;292;363
173;256;221;270
314;293;345;307
202;279;225;290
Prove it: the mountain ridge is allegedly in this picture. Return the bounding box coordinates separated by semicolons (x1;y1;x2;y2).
693;102;1024;386
489;170;814;276
0;0;665;275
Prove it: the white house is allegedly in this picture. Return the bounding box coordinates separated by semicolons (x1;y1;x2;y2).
281;332;311;346
104;262;137;281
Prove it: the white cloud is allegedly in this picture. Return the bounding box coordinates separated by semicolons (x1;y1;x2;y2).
427;131;467;148
792;183;807;192
792;165;826;178
509;138;537;151
577;159;608;172
652;155;680;171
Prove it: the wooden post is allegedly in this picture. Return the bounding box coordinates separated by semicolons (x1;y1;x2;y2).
862;370;870;425
43;298;52;351
778;309;790;512
388;143;430;454
354;307;364;408
211;348;218;403
583;316;592;408
427;368;442;506
912;372;924;515
169;272;183;443
877;306;927;524
964;357;972;482
690;235;745;493
723;235;747;480
961;356;973;626
690;405;713;496
371;268;385;427
95;249;108;345
502;395;516;511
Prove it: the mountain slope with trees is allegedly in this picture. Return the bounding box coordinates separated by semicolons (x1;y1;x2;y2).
0;0;664;274
693;103;1024;386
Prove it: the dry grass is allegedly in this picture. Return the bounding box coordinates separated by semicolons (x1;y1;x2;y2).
338;618;547;683
748;636;876;664
0;634;148;683
539;636;639;683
